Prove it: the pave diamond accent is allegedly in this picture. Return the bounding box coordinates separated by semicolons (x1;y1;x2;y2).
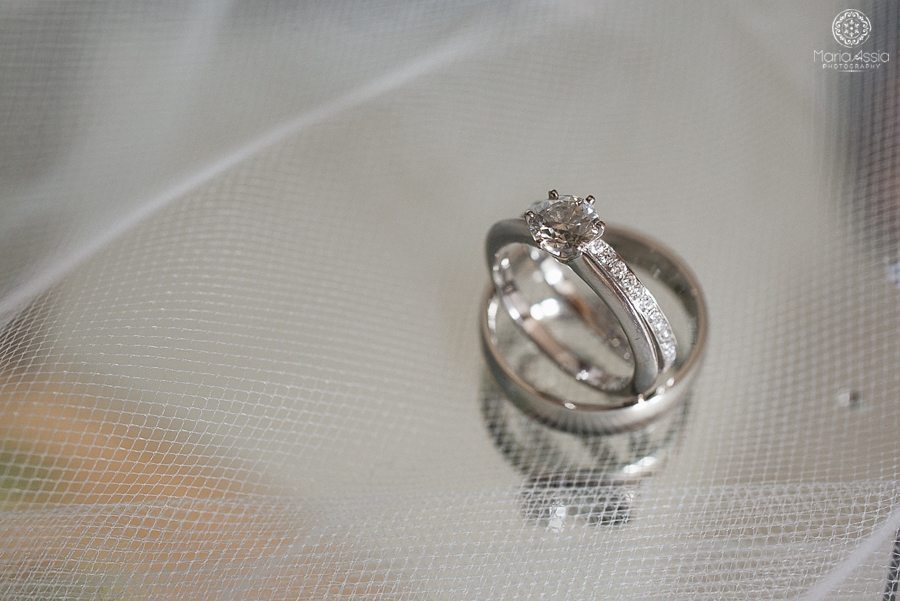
587;238;677;369
526;195;604;261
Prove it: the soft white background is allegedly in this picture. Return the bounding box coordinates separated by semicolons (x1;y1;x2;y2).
0;2;897;599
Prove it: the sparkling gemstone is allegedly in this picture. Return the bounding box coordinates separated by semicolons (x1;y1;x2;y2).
661;342;676;362
527;195;603;261
623;274;640;292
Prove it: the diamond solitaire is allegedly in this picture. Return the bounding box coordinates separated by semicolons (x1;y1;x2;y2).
525;190;605;261
523;189;675;370
487;188;680;396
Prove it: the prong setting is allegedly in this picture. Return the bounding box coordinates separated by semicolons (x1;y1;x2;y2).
526;191;604;262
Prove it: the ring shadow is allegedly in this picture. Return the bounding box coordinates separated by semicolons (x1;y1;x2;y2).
479;369;691;529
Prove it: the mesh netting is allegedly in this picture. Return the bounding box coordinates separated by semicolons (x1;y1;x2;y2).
1;1;898;599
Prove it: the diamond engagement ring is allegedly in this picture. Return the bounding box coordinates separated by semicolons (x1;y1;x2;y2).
486;190;677;395
482;208;708;434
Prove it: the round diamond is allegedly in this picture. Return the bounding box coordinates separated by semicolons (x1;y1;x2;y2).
527;195;603;261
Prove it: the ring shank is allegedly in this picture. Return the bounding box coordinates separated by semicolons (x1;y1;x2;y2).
486;218;663;394
482;225;708;434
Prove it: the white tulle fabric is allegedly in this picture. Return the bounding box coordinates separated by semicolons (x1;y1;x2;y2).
0;2;898;599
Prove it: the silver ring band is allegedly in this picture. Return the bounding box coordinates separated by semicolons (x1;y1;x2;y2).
481;225;708;434
486;193;675;394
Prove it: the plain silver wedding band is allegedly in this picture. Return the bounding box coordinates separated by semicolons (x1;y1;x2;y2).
482;225;708;434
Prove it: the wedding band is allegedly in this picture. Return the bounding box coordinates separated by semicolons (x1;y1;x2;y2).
486;191;676;394
481;224;708;434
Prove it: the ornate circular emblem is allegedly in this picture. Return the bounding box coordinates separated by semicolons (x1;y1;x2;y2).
832;9;872;48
